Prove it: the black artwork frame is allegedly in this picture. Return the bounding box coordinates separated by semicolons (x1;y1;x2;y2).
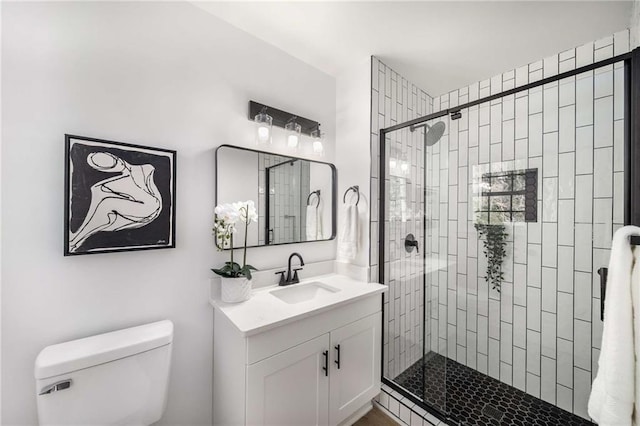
64;134;177;256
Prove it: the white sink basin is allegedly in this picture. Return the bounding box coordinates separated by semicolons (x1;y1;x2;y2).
270;281;340;304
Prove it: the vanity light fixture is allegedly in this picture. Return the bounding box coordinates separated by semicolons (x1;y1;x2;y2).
285;116;301;149
254;106;273;145
311;124;324;156
248;101;322;155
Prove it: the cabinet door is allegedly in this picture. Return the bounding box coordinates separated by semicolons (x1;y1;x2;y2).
247;333;330;426
329;312;381;425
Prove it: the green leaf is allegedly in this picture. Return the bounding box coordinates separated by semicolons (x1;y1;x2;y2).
240;266;253;280
211;268;232;278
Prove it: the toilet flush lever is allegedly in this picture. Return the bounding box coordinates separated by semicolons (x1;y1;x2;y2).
39;379;72;395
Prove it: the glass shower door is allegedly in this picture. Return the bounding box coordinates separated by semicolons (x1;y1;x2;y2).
381;116;450;414
381;52;626;425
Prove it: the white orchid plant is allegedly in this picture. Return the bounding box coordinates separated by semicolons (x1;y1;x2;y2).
212;201;258;279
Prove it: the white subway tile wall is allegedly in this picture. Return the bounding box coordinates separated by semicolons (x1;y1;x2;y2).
372;29;629;420
258;154;311;245
372;58;434;380
375;384;448;426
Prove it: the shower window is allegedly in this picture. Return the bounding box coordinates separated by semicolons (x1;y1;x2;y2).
476;169;538;224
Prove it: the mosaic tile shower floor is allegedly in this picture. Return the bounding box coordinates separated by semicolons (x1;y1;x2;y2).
394;352;593;426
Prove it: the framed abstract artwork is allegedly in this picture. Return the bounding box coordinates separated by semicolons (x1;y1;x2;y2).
64;134;176;256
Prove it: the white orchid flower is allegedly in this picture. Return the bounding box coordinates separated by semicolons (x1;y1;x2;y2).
215;203;240;225
234;200;258;224
212;200;259;279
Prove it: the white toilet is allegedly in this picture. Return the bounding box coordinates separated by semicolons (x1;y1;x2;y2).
34;320;173;426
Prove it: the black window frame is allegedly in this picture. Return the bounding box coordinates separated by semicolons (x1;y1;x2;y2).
476;168;538;224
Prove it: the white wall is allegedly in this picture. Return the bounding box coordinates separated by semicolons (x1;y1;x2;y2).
369;57;434;380
0;2;3;420
309;162;332;240
335;57;372;269
1;2;335;425
631;0;640;48
217;148;260;247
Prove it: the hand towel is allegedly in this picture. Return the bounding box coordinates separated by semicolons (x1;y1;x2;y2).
305;205;317;241
315;200;324;240
337;204;358;262
588;225;640;425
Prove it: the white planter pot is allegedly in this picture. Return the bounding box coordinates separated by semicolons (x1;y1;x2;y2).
221;276;252;303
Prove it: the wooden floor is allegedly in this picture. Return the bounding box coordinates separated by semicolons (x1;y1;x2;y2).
353;406;399;426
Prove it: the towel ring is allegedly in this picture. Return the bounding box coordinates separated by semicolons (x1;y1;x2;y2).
307;190;321;208
343;185;360;206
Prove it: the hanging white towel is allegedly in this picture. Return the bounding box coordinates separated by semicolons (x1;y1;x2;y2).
588;225;640;426
315;199;324;240
305;205;317;241
337;204;358;262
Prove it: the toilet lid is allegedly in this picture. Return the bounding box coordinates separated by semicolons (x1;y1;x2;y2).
35;320;173;379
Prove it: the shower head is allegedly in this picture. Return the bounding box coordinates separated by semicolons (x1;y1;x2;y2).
409;121;446;146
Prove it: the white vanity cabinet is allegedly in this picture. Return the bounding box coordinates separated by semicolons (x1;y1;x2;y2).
247;333;330;426
328;313;380;425
213;290;382;426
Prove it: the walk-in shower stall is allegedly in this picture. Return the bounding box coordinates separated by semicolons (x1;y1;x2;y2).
378;42;640;425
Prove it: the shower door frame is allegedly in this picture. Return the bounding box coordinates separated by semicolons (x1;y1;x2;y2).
377;47;640;421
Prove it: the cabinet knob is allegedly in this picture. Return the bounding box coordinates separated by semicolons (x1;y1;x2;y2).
334;344;341;369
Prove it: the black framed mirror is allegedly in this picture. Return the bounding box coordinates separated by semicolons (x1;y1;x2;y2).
215;144;336;248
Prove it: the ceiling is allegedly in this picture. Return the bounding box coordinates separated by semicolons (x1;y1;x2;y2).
194;1;632;96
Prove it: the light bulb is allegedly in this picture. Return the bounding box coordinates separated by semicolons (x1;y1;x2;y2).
313;140;324;154
285;118;301;151
257;125;270;142
254;108;273;145
401;162;409;172
311;124;324;156
390;159;397;169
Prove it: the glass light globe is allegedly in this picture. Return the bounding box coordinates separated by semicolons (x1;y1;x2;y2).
311;125;324;156
285;120;301;150
287;134;298;148
257;125;270;142
254;108;272;145
313;140;324;154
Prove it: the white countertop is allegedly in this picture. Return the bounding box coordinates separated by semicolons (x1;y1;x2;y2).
210;273;387;336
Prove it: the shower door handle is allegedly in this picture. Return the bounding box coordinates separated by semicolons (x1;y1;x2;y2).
597;267;608;321
405;233;419;253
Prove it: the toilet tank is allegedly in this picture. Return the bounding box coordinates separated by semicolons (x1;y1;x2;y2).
35;320;173;426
